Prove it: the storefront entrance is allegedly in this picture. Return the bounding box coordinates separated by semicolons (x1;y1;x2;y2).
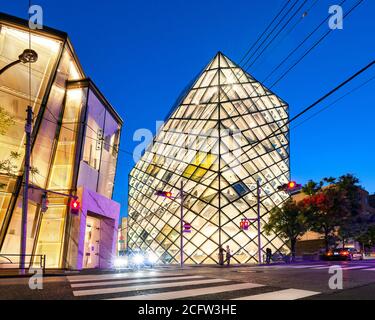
83;215;101;268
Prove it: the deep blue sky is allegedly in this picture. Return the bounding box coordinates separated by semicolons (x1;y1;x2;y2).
3;0;375;217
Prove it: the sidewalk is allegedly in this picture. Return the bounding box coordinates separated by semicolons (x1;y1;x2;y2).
0;269;68;278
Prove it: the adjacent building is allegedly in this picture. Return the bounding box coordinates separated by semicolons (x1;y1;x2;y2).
128;52;290;264
0;13;122;269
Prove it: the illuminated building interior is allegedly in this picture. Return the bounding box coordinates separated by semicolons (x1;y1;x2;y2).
128;52;290;264
0;13;122;269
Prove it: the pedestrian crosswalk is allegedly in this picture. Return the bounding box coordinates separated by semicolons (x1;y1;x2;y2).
67;271;320;300
233;288;321;300
250;264;375;271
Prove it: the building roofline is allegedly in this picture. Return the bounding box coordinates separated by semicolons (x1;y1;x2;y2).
0;11;86;82
67;78;123;125
0;12;68;40
0;12;123;125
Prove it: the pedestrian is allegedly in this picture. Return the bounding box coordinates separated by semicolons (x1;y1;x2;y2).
266;247;272;264
218;246;225;266
226;245;231;266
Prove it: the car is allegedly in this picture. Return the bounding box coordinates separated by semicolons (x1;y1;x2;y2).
270;251;291;263
322;248;363;261
113;250;160;270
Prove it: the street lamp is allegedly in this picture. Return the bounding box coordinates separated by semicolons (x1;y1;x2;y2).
244;180;301;264
155;181;185;268
0;49;38;75
1;48;38;274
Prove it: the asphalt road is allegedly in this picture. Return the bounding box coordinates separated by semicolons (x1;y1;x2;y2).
0;260;374;300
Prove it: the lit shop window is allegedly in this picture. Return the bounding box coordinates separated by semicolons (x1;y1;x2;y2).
183;152;216;182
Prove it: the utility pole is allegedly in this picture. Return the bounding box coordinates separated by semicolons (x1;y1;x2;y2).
20;106;32;274
180;180;184;268
256;179;262;264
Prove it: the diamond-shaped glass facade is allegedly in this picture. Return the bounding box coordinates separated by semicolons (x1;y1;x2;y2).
128;52;290;264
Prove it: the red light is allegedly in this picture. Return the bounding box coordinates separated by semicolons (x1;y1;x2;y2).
155;191;173;198
340;251;349;256
288;181;296;189
70;199;80;214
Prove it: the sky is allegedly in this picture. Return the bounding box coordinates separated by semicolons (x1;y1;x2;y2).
2;0;375;217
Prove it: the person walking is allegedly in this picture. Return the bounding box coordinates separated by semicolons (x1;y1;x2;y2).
226;245;231;266
266;247;272;264
218;246;225;266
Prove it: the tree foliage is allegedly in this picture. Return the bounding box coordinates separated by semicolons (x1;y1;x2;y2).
301;174;363;250
0;107;15;135
264;198;308;260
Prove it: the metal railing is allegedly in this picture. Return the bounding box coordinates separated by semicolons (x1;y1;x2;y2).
0;254;46;273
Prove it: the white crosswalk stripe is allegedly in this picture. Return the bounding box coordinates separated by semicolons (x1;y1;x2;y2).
362;268;375;271
67;271;181;283
67;271;321;300
340;266;368;270
311;265;334;270
72;278;230;297
285;264;326;269
232;288;320;300
109;282;265;300
70;275;205;288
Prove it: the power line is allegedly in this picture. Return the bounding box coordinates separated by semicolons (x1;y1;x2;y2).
292;73;375;129
252;0;321;73
240;0;301;70
246;0;310;70
222;0;364;138
238;0;292;65
269;0;365;88
262;0;347;84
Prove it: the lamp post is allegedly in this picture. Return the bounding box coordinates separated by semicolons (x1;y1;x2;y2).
179;180;184;268
0;49;38;274
247;179;302;265
155;181;185;268
256;179;262;264
0;49;38;75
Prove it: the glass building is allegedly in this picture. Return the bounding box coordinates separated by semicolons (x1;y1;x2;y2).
0;13;122;269
128;52;290;264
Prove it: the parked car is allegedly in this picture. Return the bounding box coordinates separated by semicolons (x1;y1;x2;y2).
271;251;291;263
322;248;364;261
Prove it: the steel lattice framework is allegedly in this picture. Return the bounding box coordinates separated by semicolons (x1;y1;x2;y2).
128;52;290;264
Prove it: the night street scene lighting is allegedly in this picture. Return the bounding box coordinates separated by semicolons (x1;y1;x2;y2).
0;0;375;309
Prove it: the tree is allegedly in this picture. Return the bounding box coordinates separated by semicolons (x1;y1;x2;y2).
301;174;362;251
0;107;15;135
357;225;375;251
0;106;39;188
264;199;308;261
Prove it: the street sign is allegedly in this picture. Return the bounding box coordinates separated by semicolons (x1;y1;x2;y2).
240;219;250;231
183;221;191;233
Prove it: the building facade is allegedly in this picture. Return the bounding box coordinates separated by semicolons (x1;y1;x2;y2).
128;52;290;264
0;13;122;269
